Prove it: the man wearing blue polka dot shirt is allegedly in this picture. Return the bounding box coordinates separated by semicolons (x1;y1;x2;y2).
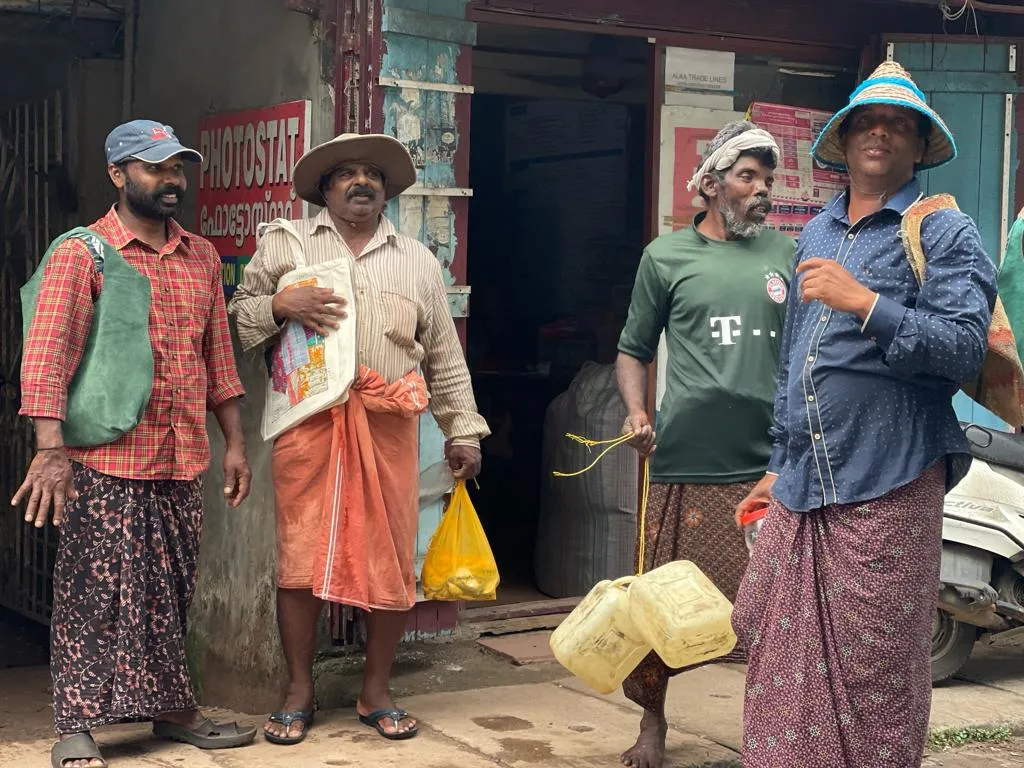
731;62;998;768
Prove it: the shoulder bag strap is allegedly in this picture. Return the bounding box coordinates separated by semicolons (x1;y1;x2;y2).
899;193;959;286
257;218;307;270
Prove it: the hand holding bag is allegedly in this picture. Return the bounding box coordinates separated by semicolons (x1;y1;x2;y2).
259;218;358;442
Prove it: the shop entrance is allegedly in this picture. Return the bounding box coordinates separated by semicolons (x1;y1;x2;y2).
463;20;858;621
0;2;125;640
465;24;652;617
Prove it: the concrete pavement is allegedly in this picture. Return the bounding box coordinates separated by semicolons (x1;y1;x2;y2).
3;636;1023;767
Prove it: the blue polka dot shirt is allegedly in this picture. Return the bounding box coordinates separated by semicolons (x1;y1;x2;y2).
769;179;997;512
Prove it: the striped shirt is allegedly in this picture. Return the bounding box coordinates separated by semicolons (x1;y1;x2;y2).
229;209;489;447
19;206;245;480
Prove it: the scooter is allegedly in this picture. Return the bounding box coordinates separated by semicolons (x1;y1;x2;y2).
933;423;1024;684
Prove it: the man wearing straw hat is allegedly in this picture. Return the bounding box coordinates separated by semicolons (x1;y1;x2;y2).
732;62;998;767
616;120;795;768
230;134;489;745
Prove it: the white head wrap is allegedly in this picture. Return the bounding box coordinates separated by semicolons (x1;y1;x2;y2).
686;128;781;191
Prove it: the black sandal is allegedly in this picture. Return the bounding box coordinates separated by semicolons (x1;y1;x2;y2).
359;708;419;741
264;710;315;745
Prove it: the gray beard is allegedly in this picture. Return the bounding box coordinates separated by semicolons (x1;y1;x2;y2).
721;202;767;240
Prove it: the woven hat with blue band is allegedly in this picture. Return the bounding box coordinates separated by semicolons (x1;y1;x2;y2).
811;61;958;172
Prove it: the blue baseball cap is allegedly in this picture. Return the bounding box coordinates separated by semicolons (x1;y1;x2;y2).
105;119;203;165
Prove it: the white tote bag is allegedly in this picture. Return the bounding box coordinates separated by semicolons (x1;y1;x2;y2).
258;218;357;441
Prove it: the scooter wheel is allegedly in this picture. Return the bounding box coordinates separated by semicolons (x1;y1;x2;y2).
931;610;976;685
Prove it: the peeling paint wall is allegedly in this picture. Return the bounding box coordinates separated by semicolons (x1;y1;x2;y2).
131;0;334;714
382;54;462;278
378;0;475;579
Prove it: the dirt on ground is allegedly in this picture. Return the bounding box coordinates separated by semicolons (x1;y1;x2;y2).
313;637;566;710
926;737;1024;767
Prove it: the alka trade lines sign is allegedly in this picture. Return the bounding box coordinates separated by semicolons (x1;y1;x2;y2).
196;99;312;299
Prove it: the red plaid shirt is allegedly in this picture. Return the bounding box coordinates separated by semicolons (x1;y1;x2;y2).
19;207;245;480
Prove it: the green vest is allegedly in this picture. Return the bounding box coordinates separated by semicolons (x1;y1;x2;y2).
21;227;153;447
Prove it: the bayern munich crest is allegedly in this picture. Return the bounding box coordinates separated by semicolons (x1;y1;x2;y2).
766;272;787;304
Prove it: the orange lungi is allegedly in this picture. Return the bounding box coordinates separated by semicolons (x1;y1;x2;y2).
272;366;428;611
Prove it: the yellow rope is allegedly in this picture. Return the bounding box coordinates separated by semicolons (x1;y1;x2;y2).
551;433;634;477
552;432;651;577
638;456;649;575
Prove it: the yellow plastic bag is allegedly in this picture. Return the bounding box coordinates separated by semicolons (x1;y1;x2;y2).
421;481;500;601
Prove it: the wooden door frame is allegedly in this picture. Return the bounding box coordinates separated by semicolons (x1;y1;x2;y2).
335;0;383;136
643;43;664;510
467;1;884;69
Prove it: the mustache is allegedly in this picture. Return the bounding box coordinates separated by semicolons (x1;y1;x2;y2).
348;184;376;199
748;197;772;213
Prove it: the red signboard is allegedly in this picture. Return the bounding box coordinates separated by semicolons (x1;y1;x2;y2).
196;100;311;297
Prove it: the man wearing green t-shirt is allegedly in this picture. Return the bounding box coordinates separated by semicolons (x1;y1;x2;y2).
616;121;795;768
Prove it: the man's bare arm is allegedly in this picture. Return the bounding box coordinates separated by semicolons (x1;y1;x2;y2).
616;352;656;456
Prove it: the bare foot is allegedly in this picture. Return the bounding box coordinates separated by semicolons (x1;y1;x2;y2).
356;698;418;738
264;688;315;741
621;710;667;768
55;732;106;768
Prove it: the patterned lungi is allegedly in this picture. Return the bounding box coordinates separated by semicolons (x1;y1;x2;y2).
622;480;756;712
51;464;203;734
732;463;945;768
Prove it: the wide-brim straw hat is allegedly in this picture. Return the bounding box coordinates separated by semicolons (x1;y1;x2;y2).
293;133;416;205
812;61;957;172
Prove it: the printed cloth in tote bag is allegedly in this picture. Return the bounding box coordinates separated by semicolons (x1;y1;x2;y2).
259;218;358;441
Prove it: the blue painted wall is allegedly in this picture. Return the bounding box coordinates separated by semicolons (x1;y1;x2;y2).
379;0;474;577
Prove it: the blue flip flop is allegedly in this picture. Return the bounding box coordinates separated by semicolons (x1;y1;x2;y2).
359;708;419;741
264;710;315;745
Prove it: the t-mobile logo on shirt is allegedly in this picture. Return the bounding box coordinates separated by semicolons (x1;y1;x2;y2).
710;316;778;346
710;316;742;345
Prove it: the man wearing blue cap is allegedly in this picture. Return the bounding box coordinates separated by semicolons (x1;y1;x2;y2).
731;62;998;767
15;120;256;767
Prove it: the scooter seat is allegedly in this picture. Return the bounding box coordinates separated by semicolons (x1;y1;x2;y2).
962;423;1024;473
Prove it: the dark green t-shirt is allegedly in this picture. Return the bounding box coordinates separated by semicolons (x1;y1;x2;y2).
618;215;796;484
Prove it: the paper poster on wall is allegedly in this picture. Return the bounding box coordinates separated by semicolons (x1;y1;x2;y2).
658;105;743;236
195;99;312;299
664;47;735;110
746;102;848;239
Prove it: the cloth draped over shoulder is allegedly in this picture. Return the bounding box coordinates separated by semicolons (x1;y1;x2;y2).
903;195;1024;428
999;205;1024;374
